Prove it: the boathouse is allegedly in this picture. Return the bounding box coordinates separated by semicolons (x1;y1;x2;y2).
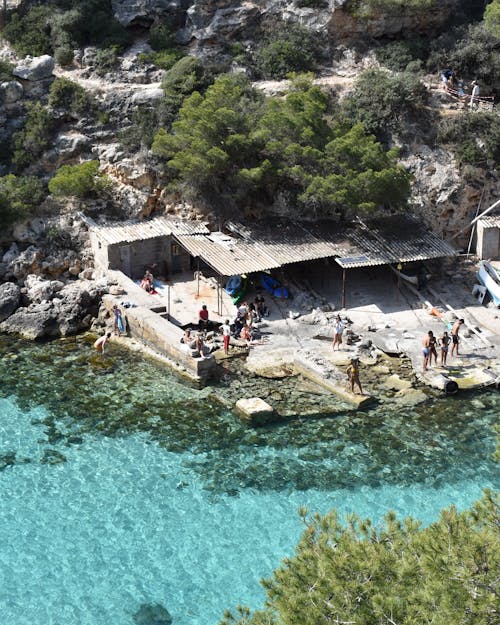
87;216;209;278
476;215;500;260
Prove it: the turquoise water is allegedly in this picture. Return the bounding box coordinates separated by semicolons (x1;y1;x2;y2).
0;335;498;625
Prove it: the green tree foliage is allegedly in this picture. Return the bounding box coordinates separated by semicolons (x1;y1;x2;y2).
255;24;321;79
484;0;500;38
48;77;95;116
437;112;500;168
48;161;110;198
0;175;47;228
153;74;410;217
342;69;428;139
221;490;499;625
12;103;55;172
153;74;264;206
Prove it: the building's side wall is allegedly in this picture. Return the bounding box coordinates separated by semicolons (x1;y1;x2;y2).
89;231;110;270
477;223;500;260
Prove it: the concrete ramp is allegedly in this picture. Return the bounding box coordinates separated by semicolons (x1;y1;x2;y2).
294;350;372;408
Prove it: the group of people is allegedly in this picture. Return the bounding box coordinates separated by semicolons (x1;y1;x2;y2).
440;70;481;108
422;318;464;371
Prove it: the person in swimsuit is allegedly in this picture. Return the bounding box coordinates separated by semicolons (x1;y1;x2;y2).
332;315;345;351
346;358;363;394
451;319;464;357
439;331;451;366
422;332;431;371
113;304;124;336
428;331;438;367
94;332;111;354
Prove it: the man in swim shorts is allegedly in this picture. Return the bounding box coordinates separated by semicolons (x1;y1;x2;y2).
451;319;464;357
421;332;431;371
439;331;451;366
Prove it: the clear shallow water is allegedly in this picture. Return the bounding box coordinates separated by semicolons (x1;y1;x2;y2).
0;335;498;625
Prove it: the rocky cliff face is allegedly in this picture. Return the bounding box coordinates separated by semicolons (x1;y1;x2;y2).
111;0;465;50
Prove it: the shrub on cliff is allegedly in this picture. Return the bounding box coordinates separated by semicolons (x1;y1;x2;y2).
220;490;499;625
48;161;111;198
48;78;96;116
0;59;14;82
437;111;500;168
0;175;47;228
341;69;428;140
2;6;54;57
11;103;55;172
255;24;321;79
2;1;129;59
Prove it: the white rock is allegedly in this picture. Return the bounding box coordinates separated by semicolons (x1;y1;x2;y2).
13;55;54;81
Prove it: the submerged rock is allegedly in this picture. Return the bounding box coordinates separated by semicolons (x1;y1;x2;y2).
133;602;173;625
235;397;276;426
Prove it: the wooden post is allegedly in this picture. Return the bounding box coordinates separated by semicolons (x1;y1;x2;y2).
342;268;346;309
167;284;171;320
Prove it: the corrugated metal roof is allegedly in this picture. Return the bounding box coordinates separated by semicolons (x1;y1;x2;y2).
478;215;500;229
175;234;280;276
90;216;209;245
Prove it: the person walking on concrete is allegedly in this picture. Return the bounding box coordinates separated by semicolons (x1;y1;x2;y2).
220;319;231;354
346;358;363;394
451;319;464;356
332;315;345;350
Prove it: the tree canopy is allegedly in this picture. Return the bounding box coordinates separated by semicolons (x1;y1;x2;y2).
152;74;410;218
221;490;499;625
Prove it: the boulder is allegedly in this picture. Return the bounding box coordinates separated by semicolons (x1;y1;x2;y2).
24;275;64;303
235;397;275;426
0;302;59;340
383;374;413;392
0;80;23;103
13;55;55;81
0;282;21;322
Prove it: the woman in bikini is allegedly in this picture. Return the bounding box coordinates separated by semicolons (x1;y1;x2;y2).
439;331;451;366
428;331;438;367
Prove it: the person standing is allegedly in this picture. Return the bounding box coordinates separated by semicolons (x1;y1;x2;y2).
428;331;438;367
439;331;451;366
451;318;464;356
94;332;111;354
469;81;480;108
346;358;363;395
113;304;124;336
220;319;231;355
422;332;431;371
332;315;345;351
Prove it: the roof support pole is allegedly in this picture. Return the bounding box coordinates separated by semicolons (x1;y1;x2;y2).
197;258;200;297
342;268;346;310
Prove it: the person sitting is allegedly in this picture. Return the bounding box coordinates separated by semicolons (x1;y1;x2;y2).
236;302;248;320
233;315;245;338
240;324;252;345
140;270;153;292
180;328;193;345
198;304;209;331
254;294;268;318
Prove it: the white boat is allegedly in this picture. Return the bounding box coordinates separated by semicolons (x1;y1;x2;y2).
477;260;500;306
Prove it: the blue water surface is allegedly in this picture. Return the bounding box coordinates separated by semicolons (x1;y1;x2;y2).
0;335;498;625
